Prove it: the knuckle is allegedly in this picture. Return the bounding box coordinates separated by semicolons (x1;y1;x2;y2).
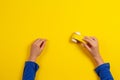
32;43;38;47
93;44;97;48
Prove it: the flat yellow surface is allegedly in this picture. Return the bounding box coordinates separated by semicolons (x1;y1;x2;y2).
0;0;120;80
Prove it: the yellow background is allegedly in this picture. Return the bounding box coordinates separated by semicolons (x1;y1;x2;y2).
0;0;120;80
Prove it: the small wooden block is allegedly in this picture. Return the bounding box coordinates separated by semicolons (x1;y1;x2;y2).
71;32;84;43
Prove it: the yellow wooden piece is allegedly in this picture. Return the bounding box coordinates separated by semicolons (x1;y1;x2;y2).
71;32;84;43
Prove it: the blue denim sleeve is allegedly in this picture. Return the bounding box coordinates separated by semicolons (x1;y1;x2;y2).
95;63;114;80
22;61;39;80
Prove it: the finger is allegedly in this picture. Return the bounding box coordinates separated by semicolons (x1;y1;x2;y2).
82;43;91;52
87;36;95;42
90;36;97;41
83;37;94;46
39;40;46;47
34;38;41;44
90;37;95;41
40;40;46;50
36;39;45;47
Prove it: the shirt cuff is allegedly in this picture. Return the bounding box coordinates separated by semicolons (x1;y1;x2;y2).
25;61;39;71
95;63;110;74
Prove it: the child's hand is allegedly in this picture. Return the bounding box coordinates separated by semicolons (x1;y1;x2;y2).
81;36;104;66
28;39;46;62
82;36;100;57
